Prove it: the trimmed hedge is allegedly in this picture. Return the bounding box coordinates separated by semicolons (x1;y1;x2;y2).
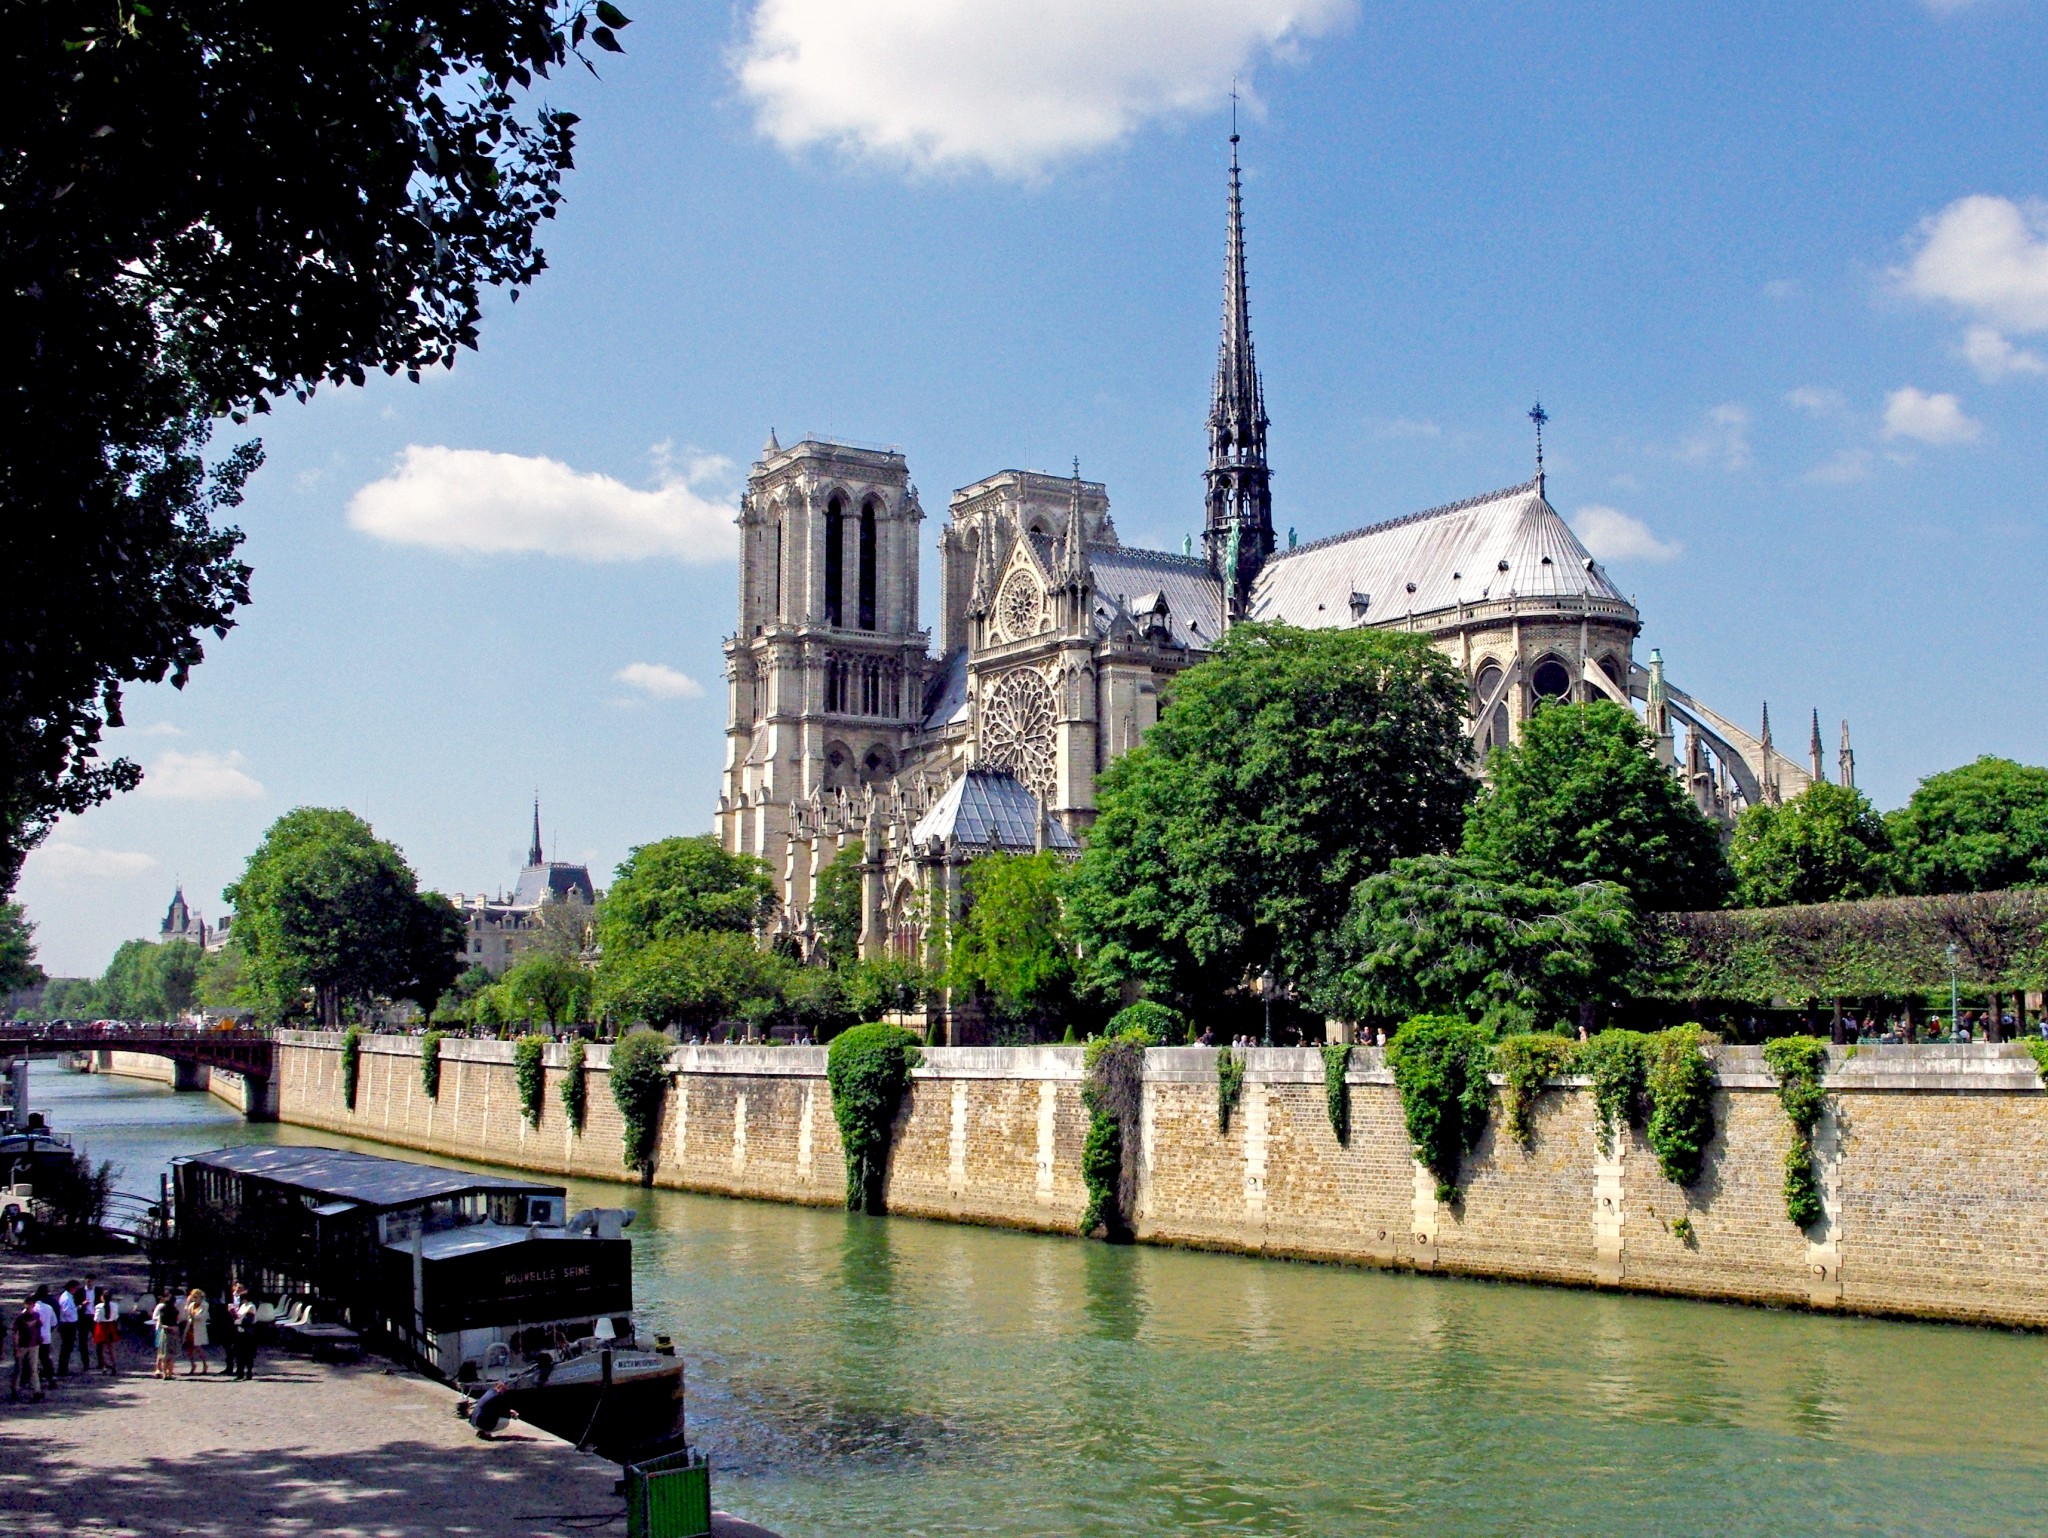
827;1023;923;1214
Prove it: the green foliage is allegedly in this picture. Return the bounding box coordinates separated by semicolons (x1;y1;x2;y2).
2027;1039;2048;1082
826;1023;923;1214
947;852;1079;1035
224;807;463;1023
1080;1111;1123;1238
598;930;788;1033
1762;1034;1830;1229
1782;1142;1823;1229
420;1029;446;1100
195;941;253;1015
1318;854;1638;1032
340;1025;362;1111
514;1034;547;1127
597;836;775;956
1217;1046;1246;1133
813;850;867;961
91;937;203;1020
1669;1214;1696;1245
1493;1032;1575;1147
1385;1014;1496;1203
1068;622;1475;1009
1575;1030;1648;1157
1887;756;2048;895
609;1028;673;1180
1107;1001;1185;1045
1464;701;1732;912
838;954;934;1027
561;1037;588;1133
1643;1025;1717;1189
1730;783;1896;908
1321;1042;1353;1144
1080;1024;1152;1237
502;949;593;1028
0;904;40;994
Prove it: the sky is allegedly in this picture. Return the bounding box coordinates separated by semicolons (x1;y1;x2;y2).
20;0;2048;976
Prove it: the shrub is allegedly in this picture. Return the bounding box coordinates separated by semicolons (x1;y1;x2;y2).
1108;1000;1186;1045
340;1025;362;1111
514;1034;548;1127
1385;1014;1495;1203
2028;1039;2048;1082
1573;1031;1648;1157
1321;1042;1353;1144
827;1023;923;1214
1081;1022;1153;1237
561;1037;588;1133
1216;1045;1246;1133
1782;1141;1822;1229
420;1029;446;1100
609;1028;674;1181
1494;1032;1575;1147
1762;1034;1830;1228
1644;1024;1717;1188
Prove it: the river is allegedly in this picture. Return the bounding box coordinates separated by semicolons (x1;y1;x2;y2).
37;1067;2048;1537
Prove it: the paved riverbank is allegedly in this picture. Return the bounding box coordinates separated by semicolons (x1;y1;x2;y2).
0;1255;778;1538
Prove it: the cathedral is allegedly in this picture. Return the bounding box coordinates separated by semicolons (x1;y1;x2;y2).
715;134;1841;1005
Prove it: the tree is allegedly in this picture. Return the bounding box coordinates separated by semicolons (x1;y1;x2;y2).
0;904;41;995
596;836;775;955
529;896;597;959
1463;701;1731;911
95;938;202;1020
812;850;866;960
3;4;630;892
224;807;463;1024
947;853;1079;1037
597;931;788;1033
1317;855;1639;1033
502;949;593;1028
1887;756;2048;895
1068;623;1474;1008
195;942;253;1015
1730;783;1895;908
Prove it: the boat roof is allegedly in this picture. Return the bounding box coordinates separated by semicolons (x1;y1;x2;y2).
176;1145;561;1213
387;1222;599;1262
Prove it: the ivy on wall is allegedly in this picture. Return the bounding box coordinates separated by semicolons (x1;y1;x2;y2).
514;1034;548;1128
609;1028;673;1183
1385;1014;1495;1203
561;1037;588;1134
1321;1042;1352;1145
1762;1034;1829;1228
340;1025;362;1111
1573;1030;1646;1157
420;1029;446;1100
827;1023;923;1215
1216;1047;1245;1133
1643;1025;1716;1188
1494;1033;1574;1147
1081;1021;1158;1238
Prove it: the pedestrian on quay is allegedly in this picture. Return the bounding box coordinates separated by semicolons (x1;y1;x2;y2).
150;1291;178;1380
91;1287;119;1375
31;1287;56;1389
229;1284;258;1380
11;1296;41;1403
181;1287;210;1376
216;1285;240;1377
54;1279;80;1378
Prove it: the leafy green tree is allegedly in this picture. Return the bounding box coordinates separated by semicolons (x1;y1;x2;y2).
1068;623;1474;1008
1464;701;1731;911
195;942;253;1015
36;978;102;1021
947;852;1078;1037
838;955;934;1027
1887;756;2048;895
224;807;463;1024
96;938;202;1020
812;850;866;959
597;836;775;954
502;949;593;1028
0;904;42;995
598;930;788;1033
1318;855;1638;1033
1730;782;1896;908
4;4;629;893
433;964;495;1024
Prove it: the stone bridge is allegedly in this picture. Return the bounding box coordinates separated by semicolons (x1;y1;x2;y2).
5;1024;278;1119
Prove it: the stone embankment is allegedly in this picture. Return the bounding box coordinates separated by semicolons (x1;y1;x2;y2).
240;1033;2048;1328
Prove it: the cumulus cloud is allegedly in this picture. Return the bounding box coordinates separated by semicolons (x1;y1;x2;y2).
348;446;739;563
1803;449;1874;486
1961;323;2047;381
1898;195;2048;333
1676;403;1753;471
1569;505;1680;563
1882;387;1984;445
732;0;1354;177
138;749;265;802
27;842;157;882
1785;386;1848;417
615;663;707;701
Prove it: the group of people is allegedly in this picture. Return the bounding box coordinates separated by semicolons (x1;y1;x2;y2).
9;1279;260;1402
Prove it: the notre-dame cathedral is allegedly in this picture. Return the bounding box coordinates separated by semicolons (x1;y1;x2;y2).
714;134;1844;1004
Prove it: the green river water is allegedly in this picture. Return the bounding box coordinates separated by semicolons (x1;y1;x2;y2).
40;1068;2048;1537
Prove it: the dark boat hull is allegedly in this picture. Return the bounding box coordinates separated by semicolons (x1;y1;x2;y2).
510;1359;686;1459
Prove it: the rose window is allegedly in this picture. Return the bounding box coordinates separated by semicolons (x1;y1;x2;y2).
995;570;1045;642
982;668;1058;804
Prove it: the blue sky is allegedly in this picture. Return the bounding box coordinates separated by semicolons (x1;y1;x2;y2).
21;0;2048;975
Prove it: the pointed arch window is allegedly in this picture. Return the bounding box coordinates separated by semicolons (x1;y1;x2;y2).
859;498;878;630
824;494;846;627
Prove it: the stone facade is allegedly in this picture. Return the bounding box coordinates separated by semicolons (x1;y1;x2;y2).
271;1034;2048;1329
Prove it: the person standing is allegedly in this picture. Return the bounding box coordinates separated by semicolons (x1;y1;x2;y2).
181;1288;210;1376
150;1291;178;1380
11;1297;40;1402
229;1285;258;1380
54;1279;79;1378
91;1287;119;1376
31;1287;56;1389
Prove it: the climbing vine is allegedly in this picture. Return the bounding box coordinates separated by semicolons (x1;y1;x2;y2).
420;1029;446;1100
2026;1038;2048;1083
1321;1042;1353;1144
1762;1034;1830;1228
514;1034;548;1127
1494;1033;1575;1147
1081;1022;1157;1238
1572;1031;1647;1157
561;1037;588;1134
1385;1014;1496;1204
827;1023;923;1214
1644;1025;1717;1188
609;1028;672;1181
1216;1046;1246;1133
340;1026;362;1111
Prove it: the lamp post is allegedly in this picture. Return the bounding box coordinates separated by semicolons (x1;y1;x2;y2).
1259;969;1275;1047
1947;942;1961;1042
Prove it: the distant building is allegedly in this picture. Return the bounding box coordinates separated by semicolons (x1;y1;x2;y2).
158;885;231;952
454;802;598;976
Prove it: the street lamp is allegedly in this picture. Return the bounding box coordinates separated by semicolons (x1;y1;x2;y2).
1946;941;1961;1042
1259;968;1275;1047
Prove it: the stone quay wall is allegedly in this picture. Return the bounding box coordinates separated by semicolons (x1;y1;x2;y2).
267;1032;2048;1328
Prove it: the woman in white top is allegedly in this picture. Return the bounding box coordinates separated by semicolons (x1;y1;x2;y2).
91;1288;119;1375
182;1288;210;1376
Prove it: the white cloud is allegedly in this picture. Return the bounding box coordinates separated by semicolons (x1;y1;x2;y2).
1897;195;2048;333
130;722;187;740
348;446;738;563
1569;505;1681;563
732;0;1355;177
1373;417;1441;439
615;663;707;701
1961;324;2048;381
138;749;265;802
1882;387;1984;445
26;842;157;883
1676;403;1753;471
1803;449;1874;486
1784;386;1848;417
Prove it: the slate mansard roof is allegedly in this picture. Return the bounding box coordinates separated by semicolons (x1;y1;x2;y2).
910;768;1078;854
1246;480;1633;630
1085;544;1225;649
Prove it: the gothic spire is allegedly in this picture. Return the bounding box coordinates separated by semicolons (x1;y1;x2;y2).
1061;458;1087;579
1839;719;1856;790
528;796;544;868
1203;123;1274;614
1809;709;1825;784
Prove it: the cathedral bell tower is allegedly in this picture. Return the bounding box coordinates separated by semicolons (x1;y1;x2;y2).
1202;127;1275;616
